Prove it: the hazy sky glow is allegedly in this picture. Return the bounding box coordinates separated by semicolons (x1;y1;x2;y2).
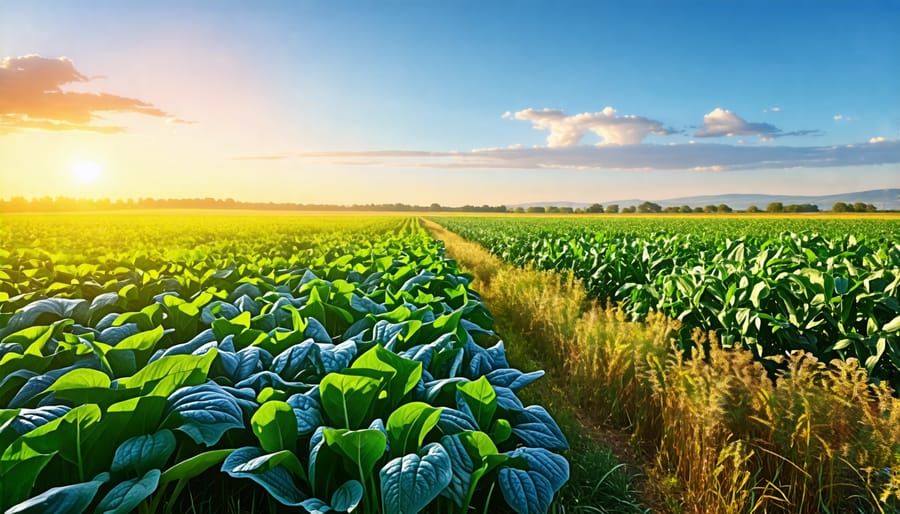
1;1;898;205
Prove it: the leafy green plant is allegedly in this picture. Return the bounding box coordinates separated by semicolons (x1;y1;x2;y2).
0;215;570;513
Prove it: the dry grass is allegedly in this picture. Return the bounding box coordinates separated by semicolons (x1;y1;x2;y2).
423;218;900;514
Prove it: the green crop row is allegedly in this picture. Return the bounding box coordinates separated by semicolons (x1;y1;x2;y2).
0;214;569;514
432;216;900;384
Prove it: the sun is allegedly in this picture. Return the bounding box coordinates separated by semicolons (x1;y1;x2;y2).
71;161;103;182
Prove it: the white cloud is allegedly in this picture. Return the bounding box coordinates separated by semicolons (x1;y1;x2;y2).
834;114;844;120
270;139;900;172
869;136;894;144
504;106;674;146
696;108;819;141
764;106;782;112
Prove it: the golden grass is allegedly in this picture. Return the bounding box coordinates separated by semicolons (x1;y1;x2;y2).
423;218;900;514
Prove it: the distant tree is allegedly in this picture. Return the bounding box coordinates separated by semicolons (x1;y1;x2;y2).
663;206;681;213
622;206;637;213
783;203;819;213
546;206;561;213
703;204;717;213
526;206;544;213
853;202;868;212
559;206;574;214
514;207;525;213
693;207;704;213
574;208;585;214
716;204;733;213
429;203;442;211
605;204;619;213
587;203;604;213
766;202;784;213
746;205;760;213
831;202;851;212
679;205;693;213
638;201;662;213
865;203;877;212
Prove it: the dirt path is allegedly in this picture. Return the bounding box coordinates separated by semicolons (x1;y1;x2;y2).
421;218;669;512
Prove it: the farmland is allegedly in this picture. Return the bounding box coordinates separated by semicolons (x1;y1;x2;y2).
2;211;898;514
0;214;570;514
432;215;900;384
427;214;900;513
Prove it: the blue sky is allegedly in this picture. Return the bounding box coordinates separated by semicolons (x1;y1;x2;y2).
1;1;898;205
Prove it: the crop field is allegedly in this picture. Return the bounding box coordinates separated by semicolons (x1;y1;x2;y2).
433;215;900;384
0;214;570;514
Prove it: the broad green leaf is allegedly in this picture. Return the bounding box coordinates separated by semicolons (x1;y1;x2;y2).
351;345;422;405
286;392;324;436
320;372;384;430
5;472;108;514
330;479;364;512
110;430;175;478
380;442;452;514
94;469;160;514
221;447;307;506
113;326;165;352
386;401;441;458
163;383;245;446
159;448;234;484
323;428;387;482
9;404;102;472
0;298;89;339
45;369;119;406
511;405;569;451
456;376;497;430
117;350;216;396
251;400;298;453
0;445;56;510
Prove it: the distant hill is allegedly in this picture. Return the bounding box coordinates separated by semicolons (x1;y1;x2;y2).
511;189;900;211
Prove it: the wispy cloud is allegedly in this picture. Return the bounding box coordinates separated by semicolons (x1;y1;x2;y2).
236;140;900;172
229;154;291;161
234;105;895;173
763;106;782;113
0;54;184;134
695;108;819;142
503;107;675;146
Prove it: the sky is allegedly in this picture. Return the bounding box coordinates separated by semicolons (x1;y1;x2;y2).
1;0;898;206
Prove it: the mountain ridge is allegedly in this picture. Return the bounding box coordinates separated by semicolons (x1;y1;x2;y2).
510;188;900;211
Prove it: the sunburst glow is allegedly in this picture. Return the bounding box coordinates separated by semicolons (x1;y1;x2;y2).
71;161;102;183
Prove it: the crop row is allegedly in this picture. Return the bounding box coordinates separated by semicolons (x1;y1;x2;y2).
0;215;569;514
432;216;900;384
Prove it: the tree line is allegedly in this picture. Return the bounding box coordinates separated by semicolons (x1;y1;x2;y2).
0;196;883;213
0;197;507;213
515;201;880;213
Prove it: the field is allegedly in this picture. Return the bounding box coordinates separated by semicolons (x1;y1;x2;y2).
433;215;900;384
429;214;900;513
0;214;569;514
1;211;899;514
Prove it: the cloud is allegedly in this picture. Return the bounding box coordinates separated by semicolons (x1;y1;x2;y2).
239;139;900;172
229;154;292;161
764;106;782;112
503;106;674;146
0;54;183;134
869;136;895;144
834;114;859;122
695;108;819;141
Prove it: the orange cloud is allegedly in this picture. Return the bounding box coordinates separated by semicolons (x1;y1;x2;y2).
0;54;181;134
